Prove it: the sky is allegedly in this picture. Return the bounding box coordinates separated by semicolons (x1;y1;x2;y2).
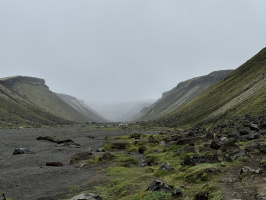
1;0;266;105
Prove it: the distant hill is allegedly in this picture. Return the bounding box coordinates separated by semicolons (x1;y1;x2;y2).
56;93;107;123
0;76;105;128
134;70;233;121
160;47;266;127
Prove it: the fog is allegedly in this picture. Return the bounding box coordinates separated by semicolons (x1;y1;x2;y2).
1;1;266;120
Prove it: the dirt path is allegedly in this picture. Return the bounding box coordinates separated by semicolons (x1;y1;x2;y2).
0;126;156;200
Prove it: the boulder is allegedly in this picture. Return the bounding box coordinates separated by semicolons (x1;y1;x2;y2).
13;148;33;155
223;149;247;162
46;162;63;167
69;193;103;200
210;137;228;150
172;189;182;197
159;162;174;171
0;193;6;200
245;132;260;140
96;148;105;152
147;179;173;193
195;191;209;200
70;151;94;165
181;154;220;166
138;146;147;154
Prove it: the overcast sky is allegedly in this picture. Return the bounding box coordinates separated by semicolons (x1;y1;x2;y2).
1;0;266;104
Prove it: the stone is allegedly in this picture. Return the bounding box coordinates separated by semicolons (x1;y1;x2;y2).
46;162;63;167
13;148;33;155
96;148;105;152
223;149;247;162
159;162;174;171
181;154;220;166
195;192;209;200
147;179;173;193
210;137;228;150
138;146;147;154
0;193;6;200
69;193;103;200
172;188;182;197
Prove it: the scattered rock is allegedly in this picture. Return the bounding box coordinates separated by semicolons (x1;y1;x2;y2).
159;162;174;171
223;149;247;162
147;179;173;193
181;154;220;166
70;151;94;165
195;191;209;200
240;166;263;174
13;148;33;155
257;191;266;200
159;141;165;145
69;192;103;200
0;193;6;200
210;137;228;150
46;162;63;167
138;146;147;154
172;188;182;197
96;148;105;152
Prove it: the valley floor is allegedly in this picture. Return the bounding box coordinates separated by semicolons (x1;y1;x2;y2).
0;125;156;200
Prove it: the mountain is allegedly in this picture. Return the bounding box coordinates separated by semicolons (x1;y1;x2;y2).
0;76;105;127
161;47;266;127
56;93;107;123
134;70;233;121
0;78;73;128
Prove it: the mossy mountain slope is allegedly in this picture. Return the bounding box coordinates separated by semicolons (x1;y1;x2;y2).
0;81;72;128
134;70;233;121
56;93;107;123
0;76;102;125
163;47;266;127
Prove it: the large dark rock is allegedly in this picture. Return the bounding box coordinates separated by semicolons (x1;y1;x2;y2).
46;162;63;167
195;192;209;200
172;189;182;197
147;179;173;193
159;162;174;171
223;149;247;162
181;154;220;166
0;193;6;200
129;133;142;139
13;148;33;155
138;146;147;154
210;137;228;150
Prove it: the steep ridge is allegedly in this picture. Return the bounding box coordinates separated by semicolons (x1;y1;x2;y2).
0;82;73;128
162;47;266;127
134;70;233;121
0;76;95;123
56;93;107;123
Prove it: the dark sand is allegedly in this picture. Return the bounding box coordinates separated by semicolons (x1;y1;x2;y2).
0;125;152;200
